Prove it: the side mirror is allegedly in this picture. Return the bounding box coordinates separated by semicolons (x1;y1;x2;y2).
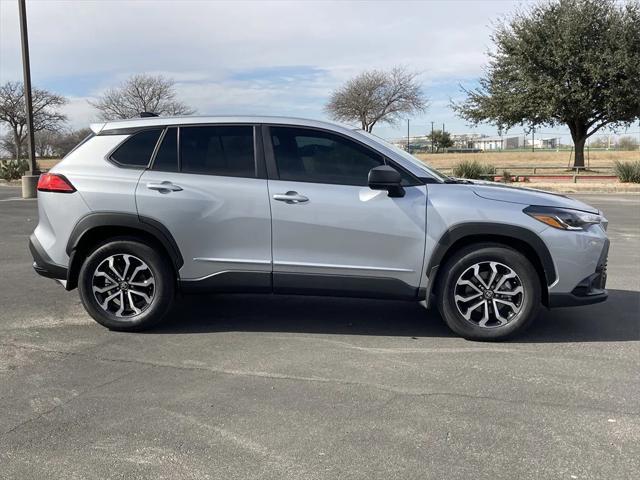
368;165;405;198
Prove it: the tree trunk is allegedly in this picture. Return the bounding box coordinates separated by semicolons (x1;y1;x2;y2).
568;122;587;169
13;131;22;162
573;136;586;169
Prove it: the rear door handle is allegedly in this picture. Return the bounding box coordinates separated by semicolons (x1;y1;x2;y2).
272;191;309;204
147;181;183;192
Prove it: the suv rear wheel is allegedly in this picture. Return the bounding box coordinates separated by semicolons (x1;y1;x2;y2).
436;244;541;341
78;237;174;331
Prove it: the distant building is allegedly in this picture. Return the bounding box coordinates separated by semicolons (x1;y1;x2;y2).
472;136;507;151
471;135;559;150
391;135;431;151
451;133;484;149
391;132;560;152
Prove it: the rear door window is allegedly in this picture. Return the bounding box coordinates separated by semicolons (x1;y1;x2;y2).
152;128;178;172
110;129;163;167
180;126;255;177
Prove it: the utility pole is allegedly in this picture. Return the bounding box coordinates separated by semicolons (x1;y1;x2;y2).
406;119;410;153
431;121;434;153
18;0;39;198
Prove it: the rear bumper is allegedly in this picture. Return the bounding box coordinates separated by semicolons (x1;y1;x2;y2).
29;234;68;280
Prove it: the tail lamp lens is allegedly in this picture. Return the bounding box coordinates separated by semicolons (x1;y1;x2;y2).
37;173;76;193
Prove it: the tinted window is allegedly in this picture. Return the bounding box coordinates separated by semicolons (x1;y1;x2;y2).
111;129;162;167
270;127;384;186
180;126;255;177
152;128;178;172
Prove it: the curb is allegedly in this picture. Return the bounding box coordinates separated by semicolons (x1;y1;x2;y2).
507;183;640;194
0;180;23;187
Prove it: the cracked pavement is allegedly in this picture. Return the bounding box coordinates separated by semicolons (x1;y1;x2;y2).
1;188;639;479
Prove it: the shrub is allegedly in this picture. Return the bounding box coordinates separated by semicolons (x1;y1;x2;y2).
0;159;29;181
613;160;640;183
452;160;495;180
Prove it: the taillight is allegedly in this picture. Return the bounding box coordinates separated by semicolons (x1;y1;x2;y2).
37;173;76;193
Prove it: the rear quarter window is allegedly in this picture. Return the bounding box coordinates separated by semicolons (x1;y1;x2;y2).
110;129;163;168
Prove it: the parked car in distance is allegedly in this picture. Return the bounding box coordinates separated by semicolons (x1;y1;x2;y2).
29;116;609;340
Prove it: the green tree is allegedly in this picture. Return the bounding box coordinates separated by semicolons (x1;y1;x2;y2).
427;129;453;153
453;0;640;168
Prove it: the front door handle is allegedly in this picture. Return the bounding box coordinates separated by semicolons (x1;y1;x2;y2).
273;191;309;204
147;181;183;192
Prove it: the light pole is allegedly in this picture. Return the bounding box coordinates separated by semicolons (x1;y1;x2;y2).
406;118;410;153
18;0;39;198
431;121;434;153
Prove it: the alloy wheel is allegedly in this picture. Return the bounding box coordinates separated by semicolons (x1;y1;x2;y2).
92;254;155;318
453;261;525;328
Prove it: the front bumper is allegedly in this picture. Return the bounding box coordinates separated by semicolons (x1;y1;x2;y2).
29;234;68;280
549;238;609;307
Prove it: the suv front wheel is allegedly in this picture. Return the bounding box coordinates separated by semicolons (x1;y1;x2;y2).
78;237;175;331
436;244;541;341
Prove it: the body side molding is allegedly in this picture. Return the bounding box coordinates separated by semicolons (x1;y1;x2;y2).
273;272;421;300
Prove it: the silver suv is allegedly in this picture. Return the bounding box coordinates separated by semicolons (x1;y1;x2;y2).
29;116;609;340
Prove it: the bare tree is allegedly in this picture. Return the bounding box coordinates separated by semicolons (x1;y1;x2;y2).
34;130;61;158
90;74;195;120
0;133;20;159
0;81;67;161
326;67;427;132
617;135;639;151
52;128;93;157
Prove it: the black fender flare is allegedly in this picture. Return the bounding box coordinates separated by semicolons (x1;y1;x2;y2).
426;222;556;287
66;212;183;288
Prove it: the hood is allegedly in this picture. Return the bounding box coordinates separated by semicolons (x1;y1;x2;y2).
466;180;599;214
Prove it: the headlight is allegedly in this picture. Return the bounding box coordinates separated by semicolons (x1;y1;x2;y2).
523;206;602;231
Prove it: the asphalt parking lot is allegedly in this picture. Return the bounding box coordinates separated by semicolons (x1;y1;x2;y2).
1;186;638;479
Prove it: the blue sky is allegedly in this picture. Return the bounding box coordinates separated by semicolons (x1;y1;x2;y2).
1;0;613;142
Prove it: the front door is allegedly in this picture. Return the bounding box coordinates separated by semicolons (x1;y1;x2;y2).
265;126;427;298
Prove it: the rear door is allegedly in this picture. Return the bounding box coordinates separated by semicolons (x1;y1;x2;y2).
264;125;427;298
136;125;272;284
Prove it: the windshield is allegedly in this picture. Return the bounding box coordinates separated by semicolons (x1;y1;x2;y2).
355;130;448;182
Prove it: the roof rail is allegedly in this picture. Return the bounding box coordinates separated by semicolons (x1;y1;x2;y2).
139;112;158;118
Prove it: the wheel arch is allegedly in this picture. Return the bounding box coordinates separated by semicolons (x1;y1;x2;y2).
426;223;556;307
65;213;183;290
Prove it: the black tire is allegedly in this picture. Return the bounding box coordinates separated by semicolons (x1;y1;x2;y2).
436;243;541;341
78;237;175;331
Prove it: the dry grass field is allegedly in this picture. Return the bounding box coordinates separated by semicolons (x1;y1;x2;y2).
416;150;639;173
23;150;640;174
36;159;61;170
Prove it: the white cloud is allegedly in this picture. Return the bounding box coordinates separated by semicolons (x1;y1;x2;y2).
0;0;533;138
60;96;101;130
